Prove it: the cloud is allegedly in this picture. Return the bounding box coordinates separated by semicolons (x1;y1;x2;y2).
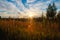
0;0;24;18
0;0;60;18
27;0;36;3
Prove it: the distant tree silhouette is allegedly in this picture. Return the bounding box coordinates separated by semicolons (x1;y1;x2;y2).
52;2;57;18
42;11;44;19
46;3;57;20
0;16;1;19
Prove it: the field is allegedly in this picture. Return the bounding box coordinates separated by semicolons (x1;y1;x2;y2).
0;18;60;40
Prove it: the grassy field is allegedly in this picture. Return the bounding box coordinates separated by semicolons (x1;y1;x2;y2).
0;18;60;40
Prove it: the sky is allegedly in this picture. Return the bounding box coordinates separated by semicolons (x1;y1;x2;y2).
0;0;60;18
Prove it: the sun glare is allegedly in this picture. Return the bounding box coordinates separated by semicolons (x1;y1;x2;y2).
29;13;33;18
26;11;38;18
27;12;34;18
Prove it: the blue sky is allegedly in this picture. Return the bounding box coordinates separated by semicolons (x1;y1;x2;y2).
0;0;60;18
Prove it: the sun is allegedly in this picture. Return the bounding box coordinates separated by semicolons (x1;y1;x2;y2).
27;12;34;18
26;11;38;18
29;13;33;18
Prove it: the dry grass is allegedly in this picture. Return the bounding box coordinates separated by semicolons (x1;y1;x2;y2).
0;19;60;40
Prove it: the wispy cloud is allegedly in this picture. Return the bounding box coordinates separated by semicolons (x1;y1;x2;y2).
0;0;60;18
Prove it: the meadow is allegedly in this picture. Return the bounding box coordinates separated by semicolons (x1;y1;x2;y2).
0;18;60;40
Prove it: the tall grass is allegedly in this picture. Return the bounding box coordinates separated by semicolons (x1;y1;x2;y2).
0;18;60;40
